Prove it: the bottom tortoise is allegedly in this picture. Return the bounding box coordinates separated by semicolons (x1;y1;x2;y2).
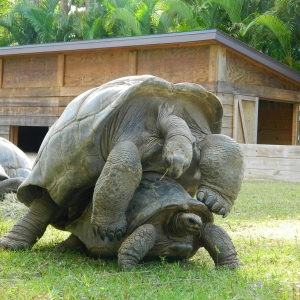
55;172;239;270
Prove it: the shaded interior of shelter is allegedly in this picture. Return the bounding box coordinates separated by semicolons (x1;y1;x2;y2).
17;126;48;152
257;100;293;145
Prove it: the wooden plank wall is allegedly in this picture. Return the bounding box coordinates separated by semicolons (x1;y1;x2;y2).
241;144;300;182
1;43;300;146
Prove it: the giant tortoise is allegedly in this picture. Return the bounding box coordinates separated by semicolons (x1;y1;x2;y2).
56;172;239;270
0;75;244;250
0;137;31;197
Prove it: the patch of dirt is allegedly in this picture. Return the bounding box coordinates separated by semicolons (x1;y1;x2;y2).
223;220;300;240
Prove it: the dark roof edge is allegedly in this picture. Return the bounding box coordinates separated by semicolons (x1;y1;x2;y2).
0;30;217;55
0;29;299;84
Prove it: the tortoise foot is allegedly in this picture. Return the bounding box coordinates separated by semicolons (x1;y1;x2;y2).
0;235;33;250
91;212;127;242
197;187;231;217
216;257;240;269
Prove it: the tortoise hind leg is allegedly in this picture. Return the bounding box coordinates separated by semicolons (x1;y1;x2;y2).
118;224;156;270
0;177;25;197
200;223;239;269
54;234;86;253
0;191;64;250
92;140;142;242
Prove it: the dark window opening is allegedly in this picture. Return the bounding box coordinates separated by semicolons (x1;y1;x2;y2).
18;126;48;152
257;100;293;145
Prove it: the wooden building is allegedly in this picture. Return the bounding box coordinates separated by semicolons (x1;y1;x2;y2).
0;29;300;181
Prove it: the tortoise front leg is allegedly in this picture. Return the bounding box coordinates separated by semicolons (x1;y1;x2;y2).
0;191;64;250
118;224;156;270
91;140;142;242
158;105;195;179
200;223;239;269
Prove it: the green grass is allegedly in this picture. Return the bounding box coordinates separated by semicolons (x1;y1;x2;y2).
0;180;299;299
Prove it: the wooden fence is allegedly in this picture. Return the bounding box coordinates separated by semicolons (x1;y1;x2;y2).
241;144;300;182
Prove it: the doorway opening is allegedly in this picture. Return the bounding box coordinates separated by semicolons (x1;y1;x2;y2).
257;100;293;145
17;126;48;152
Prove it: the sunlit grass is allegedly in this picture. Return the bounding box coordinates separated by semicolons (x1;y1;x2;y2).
0;180;299;299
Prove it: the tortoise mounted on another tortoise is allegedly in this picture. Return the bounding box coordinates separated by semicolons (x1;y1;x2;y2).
0;75;244;251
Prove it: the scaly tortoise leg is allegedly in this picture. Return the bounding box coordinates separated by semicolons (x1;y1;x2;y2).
91;140;142;242
0;190;64;250
54;234;86;253
158;105;195;179
0;177;25;196
200;223;239;269
118;224;156;270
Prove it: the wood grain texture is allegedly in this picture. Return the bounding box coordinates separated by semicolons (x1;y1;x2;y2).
0;97;59;107
241;144;300;182
220;127;232;137
0;125;9;134
208;45;226;82
2;55;58;88
241;143;300;158
64;50;137;86
0;116;57;126
0;134;9;140
0;106;59;117
59;96;74;107
57;54;65;87
0;59;3;88
9;126;18;145
216;93;234;105
137;46;210;83
226;51;300;91
59;86;95;97
0;87;60;97
217;81;300;102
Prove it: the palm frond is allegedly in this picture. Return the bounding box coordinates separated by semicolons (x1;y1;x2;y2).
242;14;291;53
109;8;142;36
209;0;244;23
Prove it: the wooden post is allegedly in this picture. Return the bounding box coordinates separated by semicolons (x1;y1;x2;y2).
57;54;65;87
0;59;3;88
129;50;137;76
293;103;300;145
208;45;226;82
9;126;18;145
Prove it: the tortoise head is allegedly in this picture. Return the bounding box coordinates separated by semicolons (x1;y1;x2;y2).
166;212;203;237
197;134;245;217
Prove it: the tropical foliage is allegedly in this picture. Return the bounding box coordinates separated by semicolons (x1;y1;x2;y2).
0;0;299;71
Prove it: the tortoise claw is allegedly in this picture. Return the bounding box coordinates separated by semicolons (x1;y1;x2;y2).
116;231;123;241
99;229;107;241
205;195;214;206
92;225;98;237
108;232;114;242
211;202;221;211
218;207;226;216
197;191;205;202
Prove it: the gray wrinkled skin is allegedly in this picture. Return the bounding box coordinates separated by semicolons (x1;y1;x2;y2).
0;75;244;251
55;172;239;270
0;138;31;197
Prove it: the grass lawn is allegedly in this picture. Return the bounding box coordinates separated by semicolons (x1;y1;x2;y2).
0;180;299;299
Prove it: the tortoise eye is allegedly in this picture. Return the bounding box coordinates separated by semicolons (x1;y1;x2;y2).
187;218;196;225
